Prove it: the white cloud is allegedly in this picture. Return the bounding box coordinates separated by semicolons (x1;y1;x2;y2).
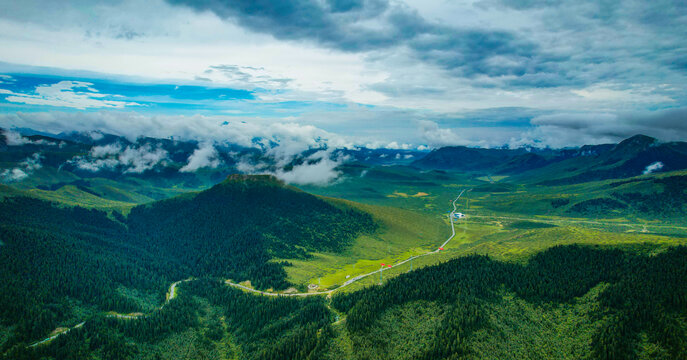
2;128;29;145
21;152;42;171
643;161;664;175
571;84;674;104
0;152;42;182
75;157;120;172
7;110;362;183
88;131;105;141
236;149;348;186
119;145;168;173
180;142;221;172
2;81;140;109
1;111;362;162
510;108;687;148
417;120;470;147
0;168;28;182
273;150;347;186
385;141;412;150
0;74;14;84
3;129;60;146
2;128;60;146
72;143;168;173
90;143;122;158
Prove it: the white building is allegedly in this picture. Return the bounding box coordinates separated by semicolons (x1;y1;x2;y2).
453;212;466;219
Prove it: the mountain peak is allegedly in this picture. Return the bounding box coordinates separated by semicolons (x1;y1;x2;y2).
613;134;657;153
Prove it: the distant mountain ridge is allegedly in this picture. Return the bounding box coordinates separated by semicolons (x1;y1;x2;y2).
412;135;687;184
4;128;687;189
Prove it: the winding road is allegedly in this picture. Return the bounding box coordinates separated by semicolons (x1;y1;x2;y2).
28;322;84;348
28;279;192;347
28;191;467;347
226;189;468;296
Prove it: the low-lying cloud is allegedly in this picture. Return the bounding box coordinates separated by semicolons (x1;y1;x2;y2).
643;161;664;175
71;143;169;173
180;142;221;172
2;128;61;146
274;150;347;186
0;152;42;182
237;149;348;186
2;128;28;146
1;111;355;160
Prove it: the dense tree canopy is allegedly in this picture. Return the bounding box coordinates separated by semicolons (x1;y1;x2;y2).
0;175;377;354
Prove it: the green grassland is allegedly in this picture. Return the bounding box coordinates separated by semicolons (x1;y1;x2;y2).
276;201;450;289
289;166;687;293
2;170;210;213
325;219;687;295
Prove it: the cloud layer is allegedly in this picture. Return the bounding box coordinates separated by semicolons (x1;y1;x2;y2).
236;148;348;186
0;152;42;182
180;142;221;172
71;143;169;173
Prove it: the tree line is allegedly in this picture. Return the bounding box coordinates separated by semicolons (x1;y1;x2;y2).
332;244;687;359
0;177;377;354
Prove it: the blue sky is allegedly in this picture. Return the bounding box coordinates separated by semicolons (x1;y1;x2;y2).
0;0;686;149
0;71;352;117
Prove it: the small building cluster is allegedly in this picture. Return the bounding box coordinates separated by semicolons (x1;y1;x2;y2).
452;212;466;219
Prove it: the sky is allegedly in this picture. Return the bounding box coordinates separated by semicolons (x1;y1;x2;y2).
0;0;686;151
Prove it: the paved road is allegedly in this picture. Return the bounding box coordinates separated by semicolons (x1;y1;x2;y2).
226;189;468;296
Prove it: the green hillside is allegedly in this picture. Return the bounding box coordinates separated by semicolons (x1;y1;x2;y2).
2;134;687;360
0;175;378;355
8;245;686;360
328;245;687;360
125;174;378;289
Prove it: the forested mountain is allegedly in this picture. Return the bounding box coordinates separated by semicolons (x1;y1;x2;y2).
537;135;687;185
0;175;377;354
411;145;542;172
125;174;377;288
6;245;686;359
330;245;687;359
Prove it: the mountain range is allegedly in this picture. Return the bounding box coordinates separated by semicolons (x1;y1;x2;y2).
412;134;687;184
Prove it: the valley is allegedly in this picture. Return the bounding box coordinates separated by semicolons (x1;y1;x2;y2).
3;1;687;358
1;131;687;359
